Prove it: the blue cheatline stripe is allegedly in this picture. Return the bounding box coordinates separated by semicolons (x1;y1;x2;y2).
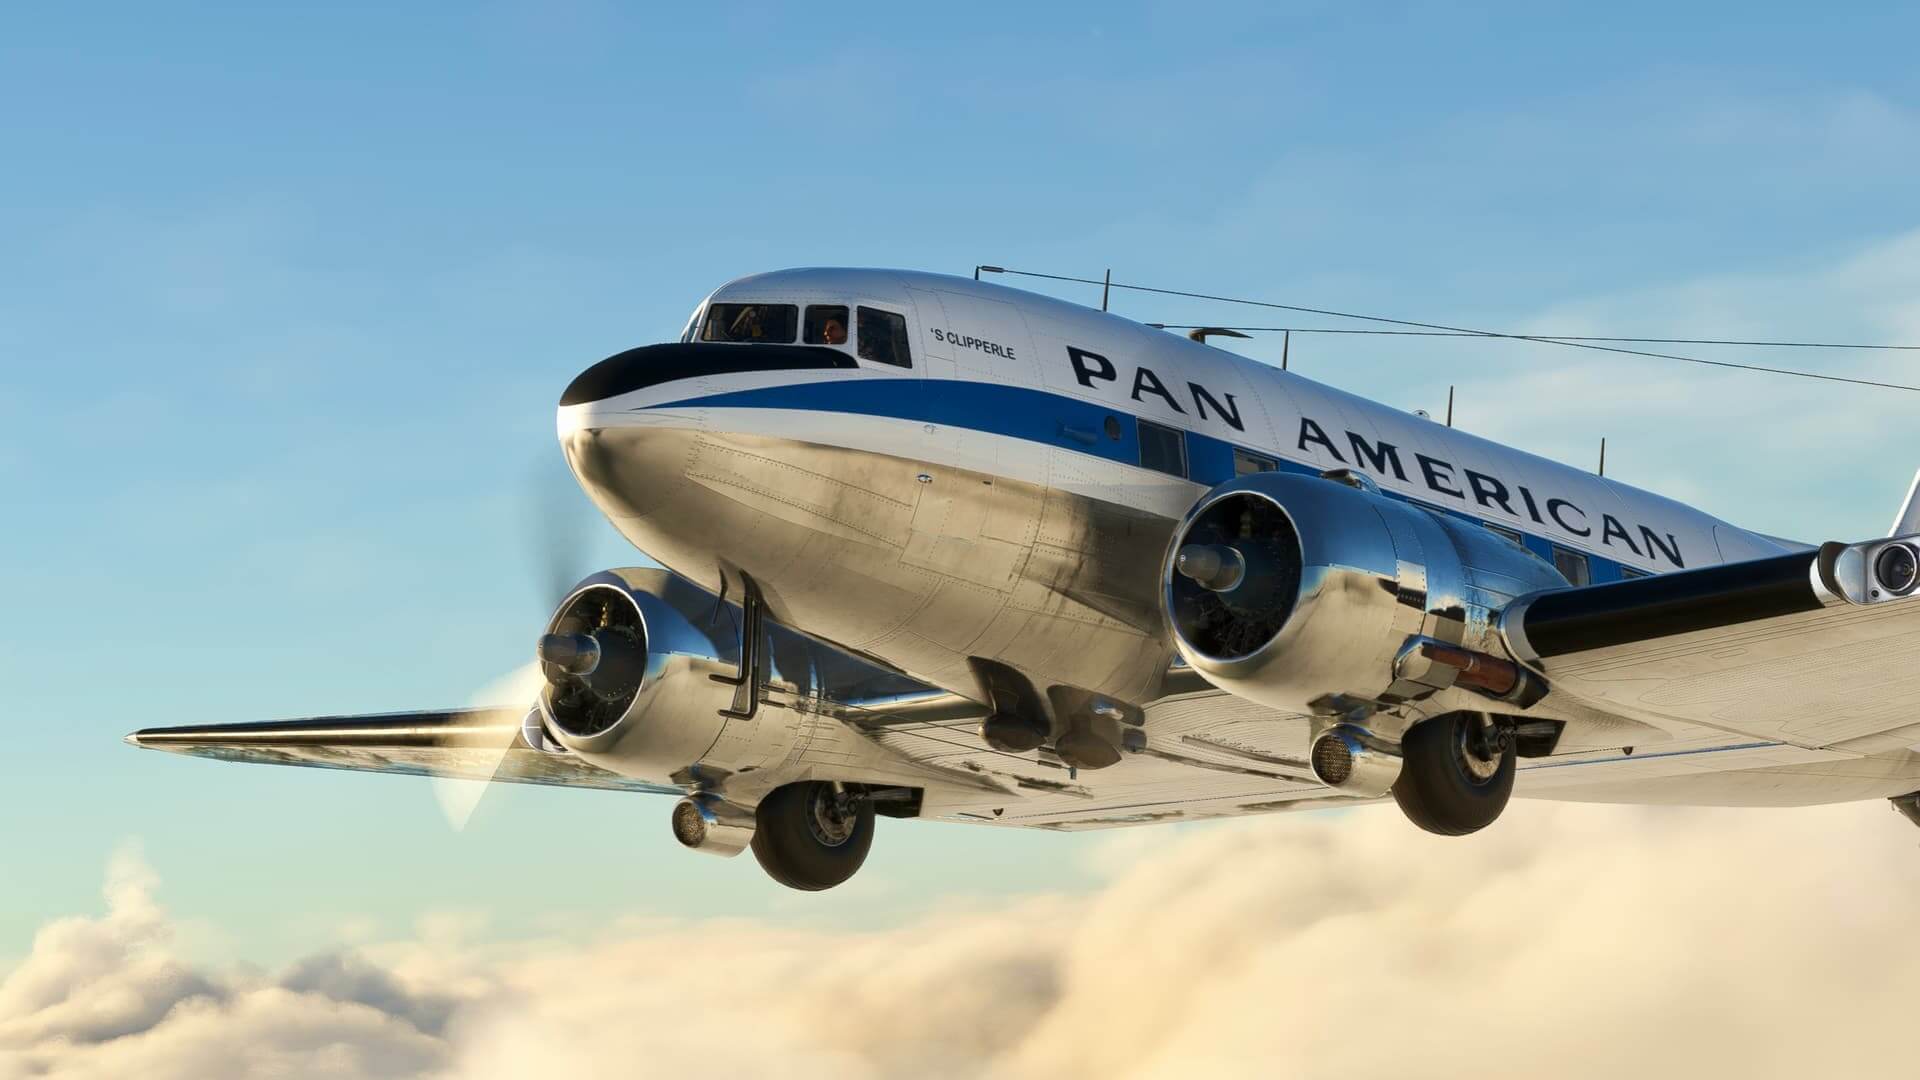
648;378;1637;582
656;378;1150;469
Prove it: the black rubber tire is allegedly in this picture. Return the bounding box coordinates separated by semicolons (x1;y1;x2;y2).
750;782;875;891
1392;713;1515;837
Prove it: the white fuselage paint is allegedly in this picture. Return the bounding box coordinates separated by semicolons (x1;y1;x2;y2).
569;268;1782;573
555;268;1915;818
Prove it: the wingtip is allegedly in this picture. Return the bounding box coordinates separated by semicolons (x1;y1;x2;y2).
124;731;150;748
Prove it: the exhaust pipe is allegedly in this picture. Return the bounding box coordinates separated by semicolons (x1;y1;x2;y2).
670;795;755;857
1309;725;1403;797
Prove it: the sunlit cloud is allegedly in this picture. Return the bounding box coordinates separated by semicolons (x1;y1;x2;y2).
6;801;1918;1079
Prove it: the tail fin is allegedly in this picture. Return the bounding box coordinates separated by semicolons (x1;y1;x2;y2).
1891;468;1920;536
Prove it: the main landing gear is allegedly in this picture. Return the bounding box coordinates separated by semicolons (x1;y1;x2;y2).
670;780;882;891
750;781;875;891
1392;711;1516;836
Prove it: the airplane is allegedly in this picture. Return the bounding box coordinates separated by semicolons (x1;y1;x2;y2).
128;267;1920;891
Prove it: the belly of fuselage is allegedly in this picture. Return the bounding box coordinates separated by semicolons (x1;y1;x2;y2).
561;420;1179;705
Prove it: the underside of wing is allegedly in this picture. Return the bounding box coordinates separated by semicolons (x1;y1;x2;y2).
864;689;1385;830
1506;541;1920;753
126;710;684;794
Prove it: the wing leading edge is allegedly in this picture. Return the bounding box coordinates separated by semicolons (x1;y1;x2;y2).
126;710;684;795
1503;540;1920;753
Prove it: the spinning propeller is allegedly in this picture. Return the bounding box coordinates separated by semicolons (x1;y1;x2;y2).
428;465;597;830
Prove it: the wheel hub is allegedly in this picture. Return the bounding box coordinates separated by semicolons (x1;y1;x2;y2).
1454;716;1511;784
806;787;859;847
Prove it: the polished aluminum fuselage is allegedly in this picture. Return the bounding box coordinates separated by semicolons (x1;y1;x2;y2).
554;268;1920;822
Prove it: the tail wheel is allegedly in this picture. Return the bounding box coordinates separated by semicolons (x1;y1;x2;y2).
750;781;875;891
1392;712;1515;836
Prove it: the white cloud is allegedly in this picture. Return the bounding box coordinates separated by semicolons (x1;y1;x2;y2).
0;846;219;1050
6;801;1920;1078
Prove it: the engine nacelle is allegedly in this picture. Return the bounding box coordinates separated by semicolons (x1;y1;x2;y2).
535;569;742;782
535;567;972;797
1161;470;1568;719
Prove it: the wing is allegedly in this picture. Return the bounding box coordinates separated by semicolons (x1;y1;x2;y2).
1503;540;1920;753
864;689;1384;830
125;709;683;794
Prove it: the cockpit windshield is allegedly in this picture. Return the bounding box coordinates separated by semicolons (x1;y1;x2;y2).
690;296;911;369
856;306;911;367
803;305;849;346
701;303;797;344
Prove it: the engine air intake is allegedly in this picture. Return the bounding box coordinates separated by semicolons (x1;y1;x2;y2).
1312;731;1356;785
541;585;648;739
1166;492;1304;662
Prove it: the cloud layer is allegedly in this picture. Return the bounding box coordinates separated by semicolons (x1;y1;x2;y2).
5;801;1919;1079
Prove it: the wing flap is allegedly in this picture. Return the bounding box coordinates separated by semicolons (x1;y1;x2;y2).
126;709;683;794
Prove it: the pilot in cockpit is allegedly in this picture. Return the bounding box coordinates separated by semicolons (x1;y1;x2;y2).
727;305;768;340
819;316;847;345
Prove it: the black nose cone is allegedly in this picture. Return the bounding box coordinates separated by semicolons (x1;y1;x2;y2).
560;344;668;406
559;342;858;406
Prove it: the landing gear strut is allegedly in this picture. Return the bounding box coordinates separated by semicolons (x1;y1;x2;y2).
1392;712;1515;836
751;781;875;891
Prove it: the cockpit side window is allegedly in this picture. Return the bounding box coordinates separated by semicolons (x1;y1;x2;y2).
804;305;850;346
701;303;798;344
856;306;911;368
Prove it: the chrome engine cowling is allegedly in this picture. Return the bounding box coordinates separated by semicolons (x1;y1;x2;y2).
1162;471;1569;720
535;567;949;787
535;569;743;781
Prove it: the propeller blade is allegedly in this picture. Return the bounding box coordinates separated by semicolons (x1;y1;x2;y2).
431;457;601;830
531;458;595;605
430;660;546;830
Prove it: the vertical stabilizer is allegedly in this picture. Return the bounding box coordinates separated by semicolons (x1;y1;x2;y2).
1892;468;1920;537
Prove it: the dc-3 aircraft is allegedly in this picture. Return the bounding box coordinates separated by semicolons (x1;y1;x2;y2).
130;268;1920;890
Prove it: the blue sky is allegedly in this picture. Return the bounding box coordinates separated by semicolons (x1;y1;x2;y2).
5;1;1920;965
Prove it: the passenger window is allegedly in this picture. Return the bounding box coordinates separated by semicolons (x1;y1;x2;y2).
1138;419;1188;478
804;305;850;346
856;307;912;367
1234;448;1278;475
1483;522;1524;548
1551;546;1591;587
701;303;797;343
